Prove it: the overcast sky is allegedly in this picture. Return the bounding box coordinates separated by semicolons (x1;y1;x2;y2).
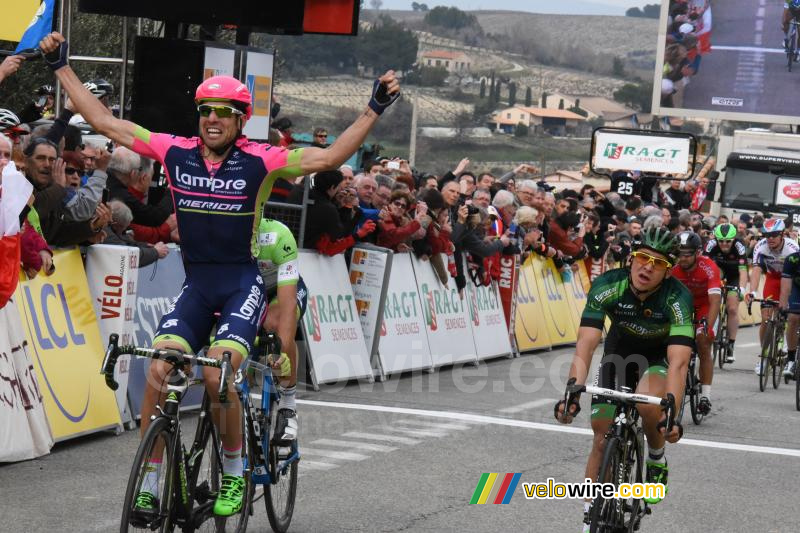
376;0;653;16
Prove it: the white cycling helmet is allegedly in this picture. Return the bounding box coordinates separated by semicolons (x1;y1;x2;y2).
0;108;21;130
84;79;114;98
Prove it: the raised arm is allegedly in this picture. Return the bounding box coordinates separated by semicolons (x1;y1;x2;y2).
300;71;400;174
39;33;138;148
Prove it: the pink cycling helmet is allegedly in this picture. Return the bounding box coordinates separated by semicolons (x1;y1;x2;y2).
195;76;253;119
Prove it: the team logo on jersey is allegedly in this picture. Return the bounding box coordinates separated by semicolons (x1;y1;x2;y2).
643;309;652;318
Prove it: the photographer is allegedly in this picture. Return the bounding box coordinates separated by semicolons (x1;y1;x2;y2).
549;207;587;259
584;213;610;262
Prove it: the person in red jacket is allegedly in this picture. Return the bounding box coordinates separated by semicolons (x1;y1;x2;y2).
671;231;721;415
549;209;586;258
377;190;428;252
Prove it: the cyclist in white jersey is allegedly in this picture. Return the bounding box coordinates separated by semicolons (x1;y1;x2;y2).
745;219;799;374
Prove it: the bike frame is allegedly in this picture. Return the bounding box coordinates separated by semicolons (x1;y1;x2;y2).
237;359;301;485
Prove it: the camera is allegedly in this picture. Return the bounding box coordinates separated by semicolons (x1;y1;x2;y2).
466;205;479;216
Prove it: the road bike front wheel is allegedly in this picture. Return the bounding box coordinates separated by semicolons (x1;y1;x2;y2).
795;356;800;411
689;359;704;425
772;333;784;390
265;405;298;533
120;416;177;533
590;437;622;533
759;326;773;392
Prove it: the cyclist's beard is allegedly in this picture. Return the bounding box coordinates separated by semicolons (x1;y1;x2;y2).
202;121;242;157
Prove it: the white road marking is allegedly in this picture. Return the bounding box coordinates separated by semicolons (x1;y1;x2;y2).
499;398;556;413
393;418;471;430
712;45;784;54
756;7;765;17
342;431;421;445
300;459;339;471
737;342;760;348
311;438;397;452
755;19;764;32
384;427;449;438
298;399;800;458
300;447;370;461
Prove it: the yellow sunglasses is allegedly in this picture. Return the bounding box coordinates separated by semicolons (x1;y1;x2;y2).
630;250;673;271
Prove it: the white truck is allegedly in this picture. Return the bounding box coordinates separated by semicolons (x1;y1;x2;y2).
714;130;800;222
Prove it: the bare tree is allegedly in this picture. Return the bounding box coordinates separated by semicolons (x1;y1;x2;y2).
370;0;383;10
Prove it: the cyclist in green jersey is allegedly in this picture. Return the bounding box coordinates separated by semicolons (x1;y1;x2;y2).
555;227;691;531
255;219;307;444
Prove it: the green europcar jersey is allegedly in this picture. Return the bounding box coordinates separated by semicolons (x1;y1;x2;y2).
581;268;694;357
256;219;299;293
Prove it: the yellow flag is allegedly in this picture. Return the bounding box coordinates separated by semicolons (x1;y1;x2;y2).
0;0;42;43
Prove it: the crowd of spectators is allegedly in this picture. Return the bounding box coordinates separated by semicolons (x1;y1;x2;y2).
661;0;712;108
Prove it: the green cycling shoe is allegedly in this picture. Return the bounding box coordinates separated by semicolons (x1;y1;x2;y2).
213;474;245;516
644;460;668;504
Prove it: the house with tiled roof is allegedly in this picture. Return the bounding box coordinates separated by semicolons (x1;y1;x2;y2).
418;50;471;73
488;105;586;136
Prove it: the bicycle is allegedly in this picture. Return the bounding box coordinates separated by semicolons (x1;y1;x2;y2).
787;19;800;72
748;299;786;392
562;377;680;533
713;286;738;369
101;331;299;533
676;319;705;426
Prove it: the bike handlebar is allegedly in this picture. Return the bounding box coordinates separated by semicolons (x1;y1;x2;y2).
748;297;779;315
563;377;679;435
101;334;230;402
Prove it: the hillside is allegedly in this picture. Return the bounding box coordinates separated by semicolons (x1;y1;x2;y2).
375;10;658;60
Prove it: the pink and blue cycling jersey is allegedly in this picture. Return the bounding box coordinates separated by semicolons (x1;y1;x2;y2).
130;126;304;264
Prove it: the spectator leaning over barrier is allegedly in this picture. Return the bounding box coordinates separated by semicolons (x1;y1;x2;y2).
59;148;108;223
25;137;110;246
306;170;375;255
377;190;428;252
373;174;394;210
355;173;378;209
472;188;491;210
549;204;586;260
107;147;175;244
102;200;168;267
413;187;452;284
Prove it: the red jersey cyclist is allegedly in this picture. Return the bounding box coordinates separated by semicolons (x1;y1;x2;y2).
671;231;722;415
746;218;799;375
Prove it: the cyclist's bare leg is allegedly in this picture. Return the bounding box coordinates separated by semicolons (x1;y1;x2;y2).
202;345;245;451
784;8;791;34
786;313;800;358
634;374;667;452
696;333;713;386
139;340;190;459
264;301;298;387
585;416;614;483
726;293;740;341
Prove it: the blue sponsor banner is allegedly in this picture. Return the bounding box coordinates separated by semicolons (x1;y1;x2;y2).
128;249;205;418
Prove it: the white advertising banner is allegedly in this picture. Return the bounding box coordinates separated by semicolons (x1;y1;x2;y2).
410;255;477;367
243;51;274;141
466;279;512;361
348;246;391;358
0;301;53;462
299;251;373;385
594;132;691;174
377;253;433;376
203;46;235;79
85;245;139;422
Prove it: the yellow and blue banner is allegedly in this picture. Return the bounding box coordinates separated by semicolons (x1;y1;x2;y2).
14;248;121;441
2;0;56;52
470;473;522;504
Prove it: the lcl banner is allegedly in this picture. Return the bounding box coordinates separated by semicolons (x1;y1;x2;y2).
85;245;139;423
14;248;121;441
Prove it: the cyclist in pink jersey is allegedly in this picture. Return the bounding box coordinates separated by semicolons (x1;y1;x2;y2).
40;31;400;520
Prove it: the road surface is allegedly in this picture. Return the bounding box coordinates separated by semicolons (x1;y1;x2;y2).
1;324;798;532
